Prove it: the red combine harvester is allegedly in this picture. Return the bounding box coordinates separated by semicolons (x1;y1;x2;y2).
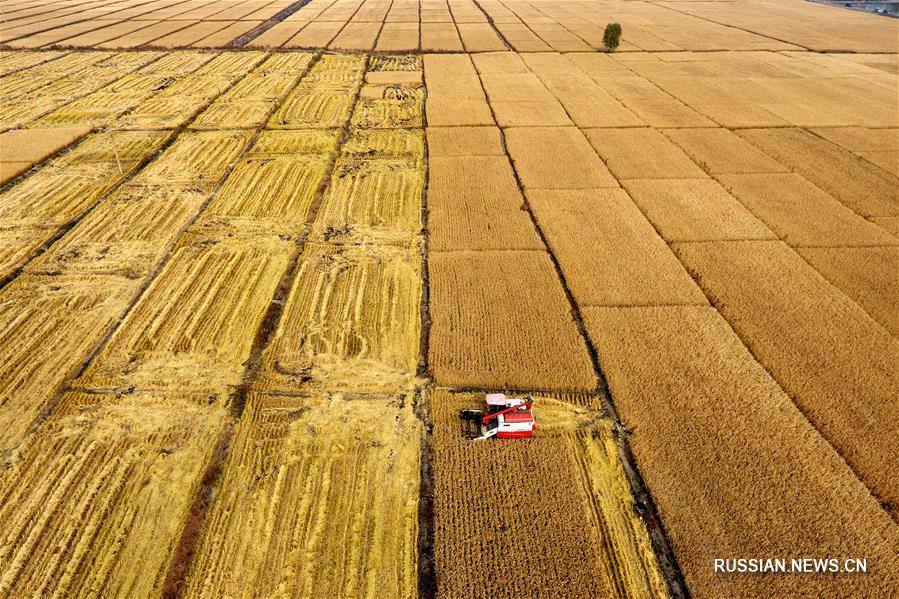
460;393;535;440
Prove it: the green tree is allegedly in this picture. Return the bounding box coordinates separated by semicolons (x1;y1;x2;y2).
603;23;622;52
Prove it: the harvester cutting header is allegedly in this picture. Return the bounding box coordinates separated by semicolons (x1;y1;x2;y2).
460;393;536;440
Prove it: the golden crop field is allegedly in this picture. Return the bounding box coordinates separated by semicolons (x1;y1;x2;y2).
1;0;898;597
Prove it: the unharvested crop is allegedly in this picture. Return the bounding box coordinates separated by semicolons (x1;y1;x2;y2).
795;246;899;337
422;54;493;127
736;128;899;217
0;392;227;598
528;188;706;306
718;173;898;247
504;126;618;188
256;243;422;394
582;304;899;599
661;127;788;174
585;127;706;179
425;126;504;157
427;155;542;251
182;393;420;599
622;179;775;242
428;250;595;391
673;240;899;513
430;390;669;599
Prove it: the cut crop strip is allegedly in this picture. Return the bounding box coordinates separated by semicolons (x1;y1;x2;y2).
0;52;282;464
1;51;165;130
161;52;373;595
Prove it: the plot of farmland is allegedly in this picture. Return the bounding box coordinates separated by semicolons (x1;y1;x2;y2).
428;250;596;391
673;240;899;512
256;243;423;394
582;305;899;599
0;392;227;598
430;390;669;599
182;393;421;599
2;0;899;597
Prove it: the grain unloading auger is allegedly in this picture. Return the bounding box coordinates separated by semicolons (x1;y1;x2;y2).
460;393;536;440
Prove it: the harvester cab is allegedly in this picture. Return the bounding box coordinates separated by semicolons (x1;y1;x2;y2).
460;393;535;440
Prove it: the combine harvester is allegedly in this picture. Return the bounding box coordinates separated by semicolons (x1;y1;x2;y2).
460;393;535;440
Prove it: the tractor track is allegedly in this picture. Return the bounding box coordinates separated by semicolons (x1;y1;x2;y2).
416;58;437;599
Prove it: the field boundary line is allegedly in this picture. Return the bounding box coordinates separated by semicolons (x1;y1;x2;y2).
469;60;690;599
230;0;316;47
470;0;512;51
417;56;437;599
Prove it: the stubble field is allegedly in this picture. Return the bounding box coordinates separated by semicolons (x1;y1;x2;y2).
1;0;898;597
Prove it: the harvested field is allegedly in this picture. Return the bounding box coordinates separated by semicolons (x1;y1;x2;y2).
0;129;169;228
203;156;329;231
182;393;421;599
137;130;251;191
341;128;424;162
27;183;208;277
431;389;669;599
248;129;340;158
428;250;595;391
256;244;422;394
583;305;899;599
78;235;293;394
623;179;776;242
0;391;227;598
528;188;706;307
673;240;899;513
312;158;424;245
0;274;140;452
